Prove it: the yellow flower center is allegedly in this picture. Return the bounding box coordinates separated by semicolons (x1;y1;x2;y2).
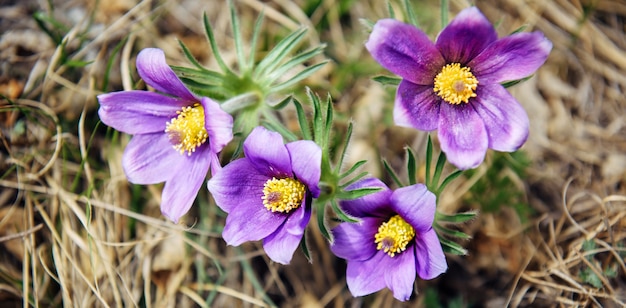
375;215;416;257
165;103;209;155
433;63;479;105
262;177;306;213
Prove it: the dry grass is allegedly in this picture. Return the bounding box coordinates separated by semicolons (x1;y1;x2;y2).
1;0;625;307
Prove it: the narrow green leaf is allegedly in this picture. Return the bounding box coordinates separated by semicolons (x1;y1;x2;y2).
316;200;333;241
382;159;404;188
403;0;418;26
336;121;354;174
339;171;369;190
339;159;365;180
359;18;374;32
439;237;467;255
228;0;247;72
435;225;472;240
267;94;292;110
406;147;418;185
436;169;462;196
336;187;381;200
203;12;233;74
177;40;208;71
263;45;326;87
432;150;447;188
172;66;224;84
324;94;333;147
372;75;401;86
386;1;395;19
501;75;533;88
330;199;360;223
270;61;328;93
293;98;312;140
299;231;312;263
425;134;433;188
248;8;265;69
309;88;325;146
435;211;478;224
440;0;449;27
101;37;127;91
261;118;297;142
254;28;308;78
510;24;528;35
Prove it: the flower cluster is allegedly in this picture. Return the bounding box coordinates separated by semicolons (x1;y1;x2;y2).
98;4;550;302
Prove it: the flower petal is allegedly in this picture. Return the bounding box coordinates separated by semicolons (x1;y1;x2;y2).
473;84;529;151
122;133;183;184
207;158;266;214
390;184;436;233
201;97;233;155
243;127;292;177
98;91;186;134
346;252;388;297
435;7;498;63
136;48;197;101
383;248;417;301
262;204;312;264
160;147;213;222
285;141;321;198
414;229;447;280
207;158;285;245
366;19;444;85
437;103;488;170
394;80;440;131
331;217;381;261
469;31;552;83
339;178;392;218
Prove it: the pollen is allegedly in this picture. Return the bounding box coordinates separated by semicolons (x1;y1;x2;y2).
433;63;479;105
375;215;416;257
165;103;209;155
262;177;306;213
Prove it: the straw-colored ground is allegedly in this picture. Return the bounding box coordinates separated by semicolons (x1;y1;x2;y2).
1;0;625;307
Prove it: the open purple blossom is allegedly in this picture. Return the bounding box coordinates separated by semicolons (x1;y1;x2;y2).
330;178;446;301
207;126;321;264
98;48;233;223
366;7;552;169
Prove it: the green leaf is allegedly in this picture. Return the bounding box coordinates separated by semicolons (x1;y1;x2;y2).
425;134;433;188
436;169;462;196
436;211;478;224
228;0;247;72
263;45;326;87
178;39;208;71
203;12;233;74
406;147;418;185
267;94;292;110
248;8;265;69
336;121;354;174
338;171;369;190
403;0;418;26
501;75;533;88
339;159;366;180
330;199;360;223
382;159;404;188
439;237;468;255
435;225;472;240
510;24;528;35
254;27;308;78
293;98;312;140
299;231;312;263
336;187;381;200
315;200;333;242
270;61;328;93
372;75;401;86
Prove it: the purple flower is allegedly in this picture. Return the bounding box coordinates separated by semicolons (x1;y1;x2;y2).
98;48;233;223
330;178;446;301
366;7;552;169
207;126;321;264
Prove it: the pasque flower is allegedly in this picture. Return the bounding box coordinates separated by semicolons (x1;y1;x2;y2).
366;7;552;169
330;178;446;301
98;48;233;223
207;126;321;264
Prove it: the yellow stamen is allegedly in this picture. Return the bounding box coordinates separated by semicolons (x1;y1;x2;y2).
165;103;208;155
262;177;306;213
375;215;416;257
433;63;479;105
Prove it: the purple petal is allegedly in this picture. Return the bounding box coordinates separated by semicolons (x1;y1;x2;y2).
207;158;267;213
390;184;436;233
435;7;498;63
207;158;285;245
394;80;440;131
285;141;321;198
122;133;183;184
414;229;447;280
339;178;392;218
469;31;552;83
243;127;292;177
136;48;197;101
473;84;529;151
346;251;388;297
366;19;444;85
262;203;312;264
160;147;213;222
437;103;488;170
330;217;381;261
98;91;186;134
201;97;233;154
383;248;417;301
